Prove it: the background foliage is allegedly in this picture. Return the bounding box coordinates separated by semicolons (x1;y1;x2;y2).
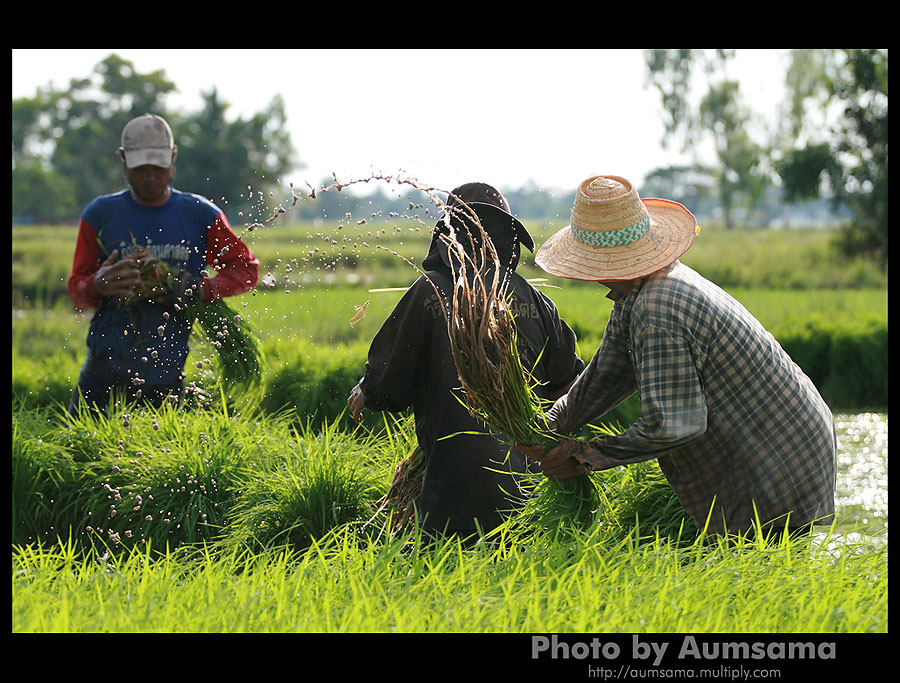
12;50;888;271
12;54;295;223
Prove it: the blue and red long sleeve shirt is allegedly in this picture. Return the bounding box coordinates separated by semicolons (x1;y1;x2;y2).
68;188;259;384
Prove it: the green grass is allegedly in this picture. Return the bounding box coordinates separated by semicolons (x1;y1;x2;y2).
12;283;888;414
678;224;886;289
11;396;888;634
12;519;887;633
10;217;889;635
11;219;888;309
11;218;889;413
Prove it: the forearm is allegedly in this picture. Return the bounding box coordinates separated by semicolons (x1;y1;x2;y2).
573;326;709;471
68;274;101;309
545;340;637;434
573;418;704;471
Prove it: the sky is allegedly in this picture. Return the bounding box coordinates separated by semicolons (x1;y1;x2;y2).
11;49;790;197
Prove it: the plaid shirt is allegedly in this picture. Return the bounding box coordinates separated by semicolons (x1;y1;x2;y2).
547;261;836;536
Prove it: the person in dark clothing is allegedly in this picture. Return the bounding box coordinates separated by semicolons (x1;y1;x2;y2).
348;182;585;540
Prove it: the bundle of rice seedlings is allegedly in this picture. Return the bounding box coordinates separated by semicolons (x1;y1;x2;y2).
433;202;603;522
609;459;696;542
439;204;558;450
123;247;171;306
185;299;264;396
374;444;425;532
121;248;263;396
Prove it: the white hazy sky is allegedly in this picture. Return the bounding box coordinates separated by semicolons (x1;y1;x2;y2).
12;48;789;196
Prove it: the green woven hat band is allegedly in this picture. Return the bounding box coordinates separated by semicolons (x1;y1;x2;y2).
571;214;650;247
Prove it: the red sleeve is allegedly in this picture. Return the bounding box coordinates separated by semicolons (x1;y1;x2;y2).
202;213;260;301
67;218;103;309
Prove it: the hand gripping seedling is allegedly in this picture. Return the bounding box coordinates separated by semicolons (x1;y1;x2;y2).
122;247;263;398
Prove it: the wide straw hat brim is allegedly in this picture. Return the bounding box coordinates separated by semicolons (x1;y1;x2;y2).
535;197;698;282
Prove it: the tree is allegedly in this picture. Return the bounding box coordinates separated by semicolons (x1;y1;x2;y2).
776;49;887;262
11;159;78;223
12;54;297;223
639;165;716;215
171;89;296;223
644;49;769;229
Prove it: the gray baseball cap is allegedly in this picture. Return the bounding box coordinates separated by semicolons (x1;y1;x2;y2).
120;114;175;168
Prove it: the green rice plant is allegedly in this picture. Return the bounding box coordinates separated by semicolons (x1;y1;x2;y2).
591;457;697;543
12;521;888;633
503;471;607;542
12;386;406;557
218;417;390;553
11;405;87;546
186;298;265;400
495;429;696;548
18;399;304;554
259;340;371;428
11;350;82;410
59;401;251;552
777;311;888;408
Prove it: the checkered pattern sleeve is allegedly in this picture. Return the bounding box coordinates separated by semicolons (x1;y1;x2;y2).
574;323;709;471
545;300;637;433
553;263;836;534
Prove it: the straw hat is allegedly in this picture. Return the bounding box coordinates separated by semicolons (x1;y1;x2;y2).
535;175;699;281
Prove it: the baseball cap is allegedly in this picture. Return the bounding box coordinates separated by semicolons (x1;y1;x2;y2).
120;114;175;168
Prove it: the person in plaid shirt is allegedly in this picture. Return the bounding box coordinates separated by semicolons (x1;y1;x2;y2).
518;175;836;538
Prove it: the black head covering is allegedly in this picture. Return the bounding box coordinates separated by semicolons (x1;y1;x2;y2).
422;182;534;273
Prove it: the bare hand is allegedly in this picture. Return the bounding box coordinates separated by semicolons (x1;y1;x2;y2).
516;441;549;463
517;438;589;481
347;383;365;423
156;268;206;306
93;249;141;300
541;439;590;480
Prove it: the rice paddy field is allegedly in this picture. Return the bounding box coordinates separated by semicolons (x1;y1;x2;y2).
11;210;887;653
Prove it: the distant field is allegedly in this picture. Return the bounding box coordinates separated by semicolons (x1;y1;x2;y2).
12;217;888;413
12;217;888;636
11;218;888;308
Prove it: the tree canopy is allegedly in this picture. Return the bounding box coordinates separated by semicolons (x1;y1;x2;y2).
644;49;768;230
644;48;887;262
12;54;297;224
777;49;887;262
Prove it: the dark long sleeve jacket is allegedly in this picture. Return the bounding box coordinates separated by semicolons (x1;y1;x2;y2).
360;265;585;534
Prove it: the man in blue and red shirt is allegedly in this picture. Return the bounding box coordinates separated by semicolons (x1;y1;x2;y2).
67;113;259;413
